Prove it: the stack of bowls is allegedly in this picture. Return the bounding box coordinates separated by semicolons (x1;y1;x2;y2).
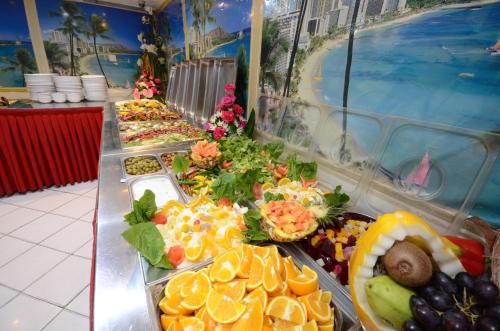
81;75;107;101
25;74;56;102
53;75;83;102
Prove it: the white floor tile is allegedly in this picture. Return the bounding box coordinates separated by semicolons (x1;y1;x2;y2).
25;256;90;306
0;236;34;267
84;187;98;198
43;310;88;331
0;294;61;331
50;181;97;195
74;240;93;259
10;214;75;244
0;246;67;291
67;287;89;317
0;208;44;234
0;190;52;206
25;191;79;213
0;285;17;307
41;221;93;253
51;196;96;219
79;210;95;223
0;203;18;217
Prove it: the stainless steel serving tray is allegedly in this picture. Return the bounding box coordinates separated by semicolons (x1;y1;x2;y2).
144;244;355;330
121;154;166;179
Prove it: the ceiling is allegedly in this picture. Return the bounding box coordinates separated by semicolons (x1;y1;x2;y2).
74;0;167;11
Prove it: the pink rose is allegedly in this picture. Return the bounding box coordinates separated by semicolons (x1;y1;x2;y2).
142;89;154;98
221;110;235;124
204;122;213;131
151;86;158;93
133;88;141;100
224;84;236;96
232;104;244;115
215;103;223;110
149;75;153;80
213;126;226;140
154;78;161;84
221;96;235;107
156;90;161;94
239;120;247;128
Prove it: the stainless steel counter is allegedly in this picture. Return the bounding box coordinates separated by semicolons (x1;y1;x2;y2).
92;102;359;331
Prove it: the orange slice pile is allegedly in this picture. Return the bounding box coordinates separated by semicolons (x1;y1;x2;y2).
158;244;335;331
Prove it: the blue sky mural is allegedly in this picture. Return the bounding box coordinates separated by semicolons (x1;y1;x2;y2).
0;0;31;42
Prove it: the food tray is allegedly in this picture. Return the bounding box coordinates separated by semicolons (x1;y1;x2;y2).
121;154;166;179
128;175;185;208
157;150;190;170
144;244;350;330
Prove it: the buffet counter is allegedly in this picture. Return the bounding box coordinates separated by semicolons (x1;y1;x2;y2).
91;103;360;331
0;102;107;196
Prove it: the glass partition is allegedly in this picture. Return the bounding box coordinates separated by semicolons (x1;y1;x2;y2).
277;99;321;149
256;95;286;135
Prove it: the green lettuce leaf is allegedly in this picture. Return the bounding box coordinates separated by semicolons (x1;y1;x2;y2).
124;189;157;225
244;109;255;138
264;192;285;202
242;209;268;243
122;222;172;268
172;154;189;174
264;140;285;161
324;185;350;208
286;154;317;181
211;169;259;204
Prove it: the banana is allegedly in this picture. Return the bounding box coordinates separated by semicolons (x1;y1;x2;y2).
365;275;415;330
406;235;462;257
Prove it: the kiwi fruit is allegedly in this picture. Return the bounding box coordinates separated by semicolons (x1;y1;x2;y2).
382;241;433;287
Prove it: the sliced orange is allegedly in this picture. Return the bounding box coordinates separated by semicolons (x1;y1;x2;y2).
164;271;196;298
230;297;263;331
185;236;206;261
303;320;319;331
206;288;246;324
263;257;282;293
179;316;205;331
214;323;234;330
180;271;211;310
262;182;274;190
282;256;300;281
269;280;291;297
278;178;291;186
268;245;284;274
160;314;177;331
213;279;246;302
274;319;301;330
162;200;185;213
287;266;318;296
298;290;332;323
195;307;217;331
166;320;183;331
265;296;306;325
224;227;243;248
159;294;192;315
252;245;271;259
262;316;274;331
246;255;265;290
236;244;253;278
209;249;241;283
242;286;268;308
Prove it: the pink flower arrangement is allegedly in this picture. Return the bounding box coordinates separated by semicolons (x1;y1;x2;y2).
204;84;246;141
133;71;162;101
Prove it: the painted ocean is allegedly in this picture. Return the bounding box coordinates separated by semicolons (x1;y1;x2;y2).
207;33;251;62
0;44;36;87
82;53;140;87
315;3;500;224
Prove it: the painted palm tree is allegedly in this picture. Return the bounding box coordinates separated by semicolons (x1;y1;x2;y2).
189;0;203;58
49;1;85;75
85;14;113;87
201;0;216;56
0;48;37;86
43;41;68;72
259;19;290;93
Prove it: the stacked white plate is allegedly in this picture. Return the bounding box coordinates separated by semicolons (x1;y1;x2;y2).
25;74;56;102
81;75;107;101
53;75;83;102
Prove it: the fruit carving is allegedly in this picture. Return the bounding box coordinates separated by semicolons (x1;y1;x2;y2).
190;140;221;169
260;201;318;242
349;211;464;331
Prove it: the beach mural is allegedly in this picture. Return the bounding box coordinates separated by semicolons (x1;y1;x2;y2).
161;0;186;64
0;0;38;88
36;0;145;87
261;0;500;224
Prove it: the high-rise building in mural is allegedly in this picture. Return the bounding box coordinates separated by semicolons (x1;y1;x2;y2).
270;9;300;74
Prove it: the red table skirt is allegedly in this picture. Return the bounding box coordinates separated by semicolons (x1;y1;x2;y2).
0;107;103;196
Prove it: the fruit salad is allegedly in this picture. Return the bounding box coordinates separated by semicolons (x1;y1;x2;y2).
302;213;374;285
190;140;221;169
154;194;247;268
158;244;336;331
255;178;325;208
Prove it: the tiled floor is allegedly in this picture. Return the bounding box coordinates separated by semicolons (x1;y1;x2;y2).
0;181;96;331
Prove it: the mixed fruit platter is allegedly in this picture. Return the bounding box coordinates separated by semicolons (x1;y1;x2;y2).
158;244;336;331
348;211;498;331
115;99;182;122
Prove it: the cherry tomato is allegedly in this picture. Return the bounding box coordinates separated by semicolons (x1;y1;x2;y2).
166;245;184;267
151;213;167;225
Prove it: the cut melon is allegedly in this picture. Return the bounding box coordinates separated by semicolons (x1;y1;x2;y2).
348;211;464;331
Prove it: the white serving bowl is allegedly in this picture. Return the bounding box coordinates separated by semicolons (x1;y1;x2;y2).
67;93;83;103
38;96;52;103
52;92;66;103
